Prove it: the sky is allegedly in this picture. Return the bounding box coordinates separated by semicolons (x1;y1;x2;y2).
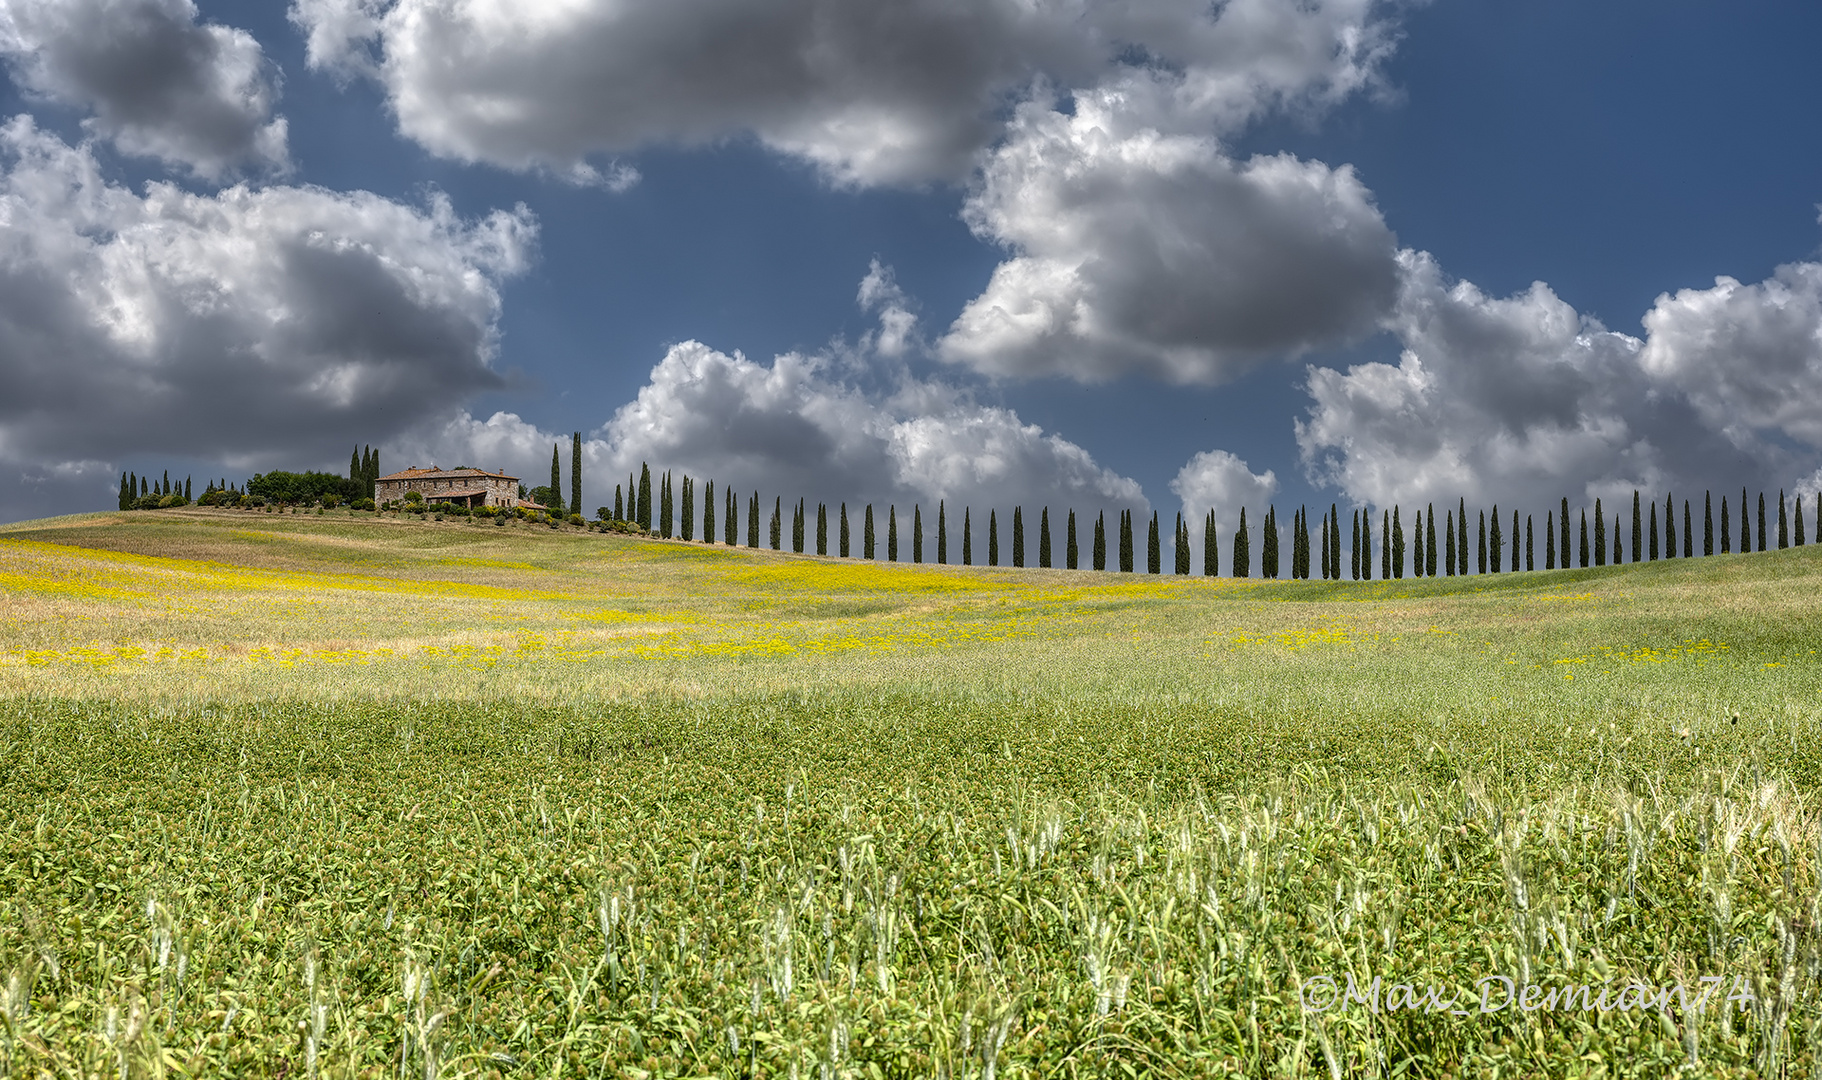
2;0;1821;558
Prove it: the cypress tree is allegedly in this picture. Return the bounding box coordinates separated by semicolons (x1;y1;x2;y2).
139;475;147;499
1320;512;1331;579
963;508;972;566
1779;490;1788;549
1203;510;1218;576
118;472;129;510
1298;508;1310;578
727;488;740;545
864;504;875;559
1352;509;1361;580
1011;507;1023;567
1330;505;1342;580
937;501;948;564
1684;500;1692;557
770;497;782;550
1545;512;1555;569
1147;511;1161;574
1263;507;1278;579
661;472;673;537
1478;510;1487;573
1234;507;1250;578
1093;511;1105;571
1176;514;1190;575
1648;501;1658;560
1797;495;1806;546
1291;508;1304;578
1525;514;1533;570
1067;509;1079;570
1628;491;1639;562
1613;514;1622;564
1511;511;1520;571
1391;506;1405;579
988;510;999;566
1664;494;1675;558
1720;496;1730;553
1816;492;1821;548
840;503;850;556
1425;504;1438;576
1038;507;1050;568
350;447;360;482
161;470;169;495
550;445;562;514
1380;511;1390;580
888;505;898;562
1410;509;1423;577
184;477;191;501
614;485;624;522
1579;509;1589;567
681;477;695;540
571;433;582;517
704;481;715;542
1489;504;1502;573
638;464;652;530
1593;498;1605;566
1445;510;1456;575
1757;491;1766;552
747;493;759;547
1119;510;1134;573
1362;508;1375;580
913;505;923;563
1704;492;1714;555
792;498;803;553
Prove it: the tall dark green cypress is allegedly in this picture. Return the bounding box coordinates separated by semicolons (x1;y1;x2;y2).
988;510;999;566
350;447;360;483
1119;510;1134;573
1561;497;1572;566
1648;501;1658;560
1425;504;1438;576
818;503;828;555
638;464;652;530
1391;507;1405;579
1380;511;1390;580
1203;510;1217;576
771;497;782;550
792;498;804;553
1320;511;1330;579
1458;499;1469;575
614;484;624;521
184;477;191;502
1684;500;1693;558
963;508;973;566
550;445;563;514
1067;509;1079;570
1599;510;1611;562
1093;511;1105;571
1175;513;1190;575
1705;492;1714;555
571;433;582;518
1289;509;1301;579
1779;490;1788;549
1665;493;1675;557
1797;495;1806;546
727;488;739;545
1409;509;1421;578
1489;504;1502;573
1011;507;1023;567
1630;491;1641;563
1578;509;1588;567
681;477;694;541
162;470;169;496
660;471;673;537
1147;511;1161;574
914;504;924;563
1446;510;1457;575
1264;507;1280;579
1038;507;1050;568
840;503;850;556
1352;510;1362;579
888;506;898;562
1525;515;1534;570
1477;510;1486;572
703;480;715;543
1720;496;1730;554
1511;511;1520;571
862;504;874;559
937;501;948;564
747;493;759;547
1613;515;1622;564
1234;507;1250;578
1329;505;1341;580
1757;491;1766;552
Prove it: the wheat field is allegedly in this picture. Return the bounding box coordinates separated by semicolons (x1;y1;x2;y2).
3;506;1821;1077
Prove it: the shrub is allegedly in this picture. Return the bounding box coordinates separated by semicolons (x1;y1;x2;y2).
405;502;426;515
404;490;424;504
350;497;376;512
567;513;584;527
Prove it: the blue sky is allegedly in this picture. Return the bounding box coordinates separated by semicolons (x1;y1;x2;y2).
2;0;1821;549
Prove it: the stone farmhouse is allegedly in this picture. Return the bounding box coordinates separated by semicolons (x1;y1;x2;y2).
374;467;530;509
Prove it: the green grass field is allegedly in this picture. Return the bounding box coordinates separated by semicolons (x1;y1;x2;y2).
3;506;1822;1077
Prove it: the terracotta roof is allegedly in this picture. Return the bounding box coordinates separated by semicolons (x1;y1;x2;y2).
377;467;517;482
516;499;549;510
425;489;489;501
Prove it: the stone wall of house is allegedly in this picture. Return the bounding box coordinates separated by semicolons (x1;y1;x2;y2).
376;473;519;507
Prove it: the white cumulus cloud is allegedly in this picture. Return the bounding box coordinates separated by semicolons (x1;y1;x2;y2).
0;116;534;521
287;0;1402;187
1170;449;1278;533
0;0;289;179
938;84;1399;384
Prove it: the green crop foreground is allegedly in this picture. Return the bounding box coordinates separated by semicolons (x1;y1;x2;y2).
3;508;1822;1077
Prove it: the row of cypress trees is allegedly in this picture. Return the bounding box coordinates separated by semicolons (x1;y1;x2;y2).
118;470;195;509
592;464;1822;579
